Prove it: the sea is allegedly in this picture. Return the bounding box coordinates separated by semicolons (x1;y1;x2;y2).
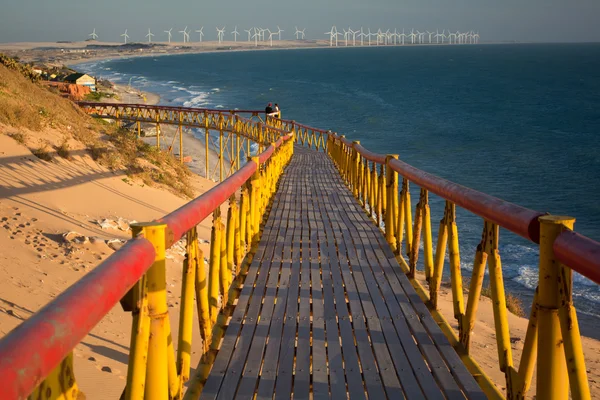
77;43;600;333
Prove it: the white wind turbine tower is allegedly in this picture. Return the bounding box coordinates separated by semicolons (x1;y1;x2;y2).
89;29;98;40
343;29;349;46
165;28;173;43
251;27;259;46
245;28;252;42
325;26;336;47
121;29;129;44
400;28;406;45
295;27;302;39
350;28;357;46
426;31;433;44
216;26;226;43
276;26;284;40
231;26;239;42
179;26;188;43
196;27;204;42
409;29;416;44
146;29;154;43
434;29;441;44
359;27;365;46
393;29;398;45
266;29;275;46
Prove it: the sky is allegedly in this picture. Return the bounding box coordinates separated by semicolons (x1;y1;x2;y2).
0;0;599;43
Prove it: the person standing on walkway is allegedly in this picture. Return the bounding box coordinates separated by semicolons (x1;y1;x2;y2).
265;102;273;114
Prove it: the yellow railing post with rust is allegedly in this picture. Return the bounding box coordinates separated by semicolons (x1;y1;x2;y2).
537;215;577;400
209;210;222;325
249;156;261;245
352;142;360;198
385;155;399;250
136;222;169;400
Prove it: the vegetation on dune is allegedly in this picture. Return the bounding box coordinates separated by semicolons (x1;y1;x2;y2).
0;56;194;198
480;285;525;317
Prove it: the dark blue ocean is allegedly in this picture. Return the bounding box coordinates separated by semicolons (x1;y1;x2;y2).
78;44;600;332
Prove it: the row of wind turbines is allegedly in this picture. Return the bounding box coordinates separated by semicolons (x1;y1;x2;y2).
324;27;480;46
88;26;305;46
88;26;480;46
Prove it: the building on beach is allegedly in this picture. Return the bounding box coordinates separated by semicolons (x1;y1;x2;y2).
63;73;96;92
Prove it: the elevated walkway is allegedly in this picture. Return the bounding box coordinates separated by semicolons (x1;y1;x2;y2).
201;147;484;399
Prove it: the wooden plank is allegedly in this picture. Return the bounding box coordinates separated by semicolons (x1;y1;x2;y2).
317;175;404;400
308;166;329;400
201;171;291;399
313;175;367;400
234;184;294;399
274;175;302;398
309;174;387;399
293;172;312;400
331;161;484;399
315;199;347;399
212;174;293;400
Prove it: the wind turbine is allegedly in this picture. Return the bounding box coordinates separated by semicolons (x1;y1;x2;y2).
179;26;188;43
276;26;284;40
266;29;275;46
196;27;204;42
165;28;173;43
295;26;302;40
89;29;98;40
146;29;154;43
359;27;365;46
245;28;252;41
231;26;239;42
400;28;406;45
121;29;129;44
367;28;372;45
426;30;433;44
216;26;226;43
409;29;416;44
343;29;349;46
325;26;336;47
350;28;357;46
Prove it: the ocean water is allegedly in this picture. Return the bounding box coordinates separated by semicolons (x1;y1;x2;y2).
78;43;600;329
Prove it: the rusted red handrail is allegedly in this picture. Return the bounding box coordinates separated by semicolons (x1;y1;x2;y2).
354;143;387;164
77;102;264;115
388;158;543;243
554;231;600;285
0;238;156;400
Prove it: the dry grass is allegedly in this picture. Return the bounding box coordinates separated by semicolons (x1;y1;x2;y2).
8;131;27;145
480;285;525;317
55;138;71;159
0;58;195;198
31;142;53;162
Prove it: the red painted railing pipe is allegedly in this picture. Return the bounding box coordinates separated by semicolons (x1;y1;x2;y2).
554;231;600;285
354;143;387;164
161;161;257;245
388;158;543;243
0;238;156;400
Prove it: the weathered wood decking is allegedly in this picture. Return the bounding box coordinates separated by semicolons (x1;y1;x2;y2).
201;147;486;399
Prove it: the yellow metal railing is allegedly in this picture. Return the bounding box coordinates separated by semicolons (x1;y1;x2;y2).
266;115;329;151
326;133;593;400
79;103;287;182
0;132;294;400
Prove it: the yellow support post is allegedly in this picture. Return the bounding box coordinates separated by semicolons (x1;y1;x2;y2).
29;352;80;400
137;120;141;138
124;226;151;400
177;230;197;386
205;111;210;179
219;129;224;182
209;210;221;325
431;209;448;309
352;142;360;198
422;191;434;283
487;223;513;373
249;156;260;245
537;215;575;400
447;203;465;320
385;155;399;250
409;191;424;278
460;226;489;351
220;217;228;305
156;115;160;151
139;222;169;400
403;178;413;257
190;229;210;351
516;289;539;397
240;187;248;252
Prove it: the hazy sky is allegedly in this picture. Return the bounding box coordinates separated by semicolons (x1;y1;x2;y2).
1;0;599;43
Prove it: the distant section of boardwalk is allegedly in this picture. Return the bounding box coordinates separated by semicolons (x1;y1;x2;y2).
201;146;486;399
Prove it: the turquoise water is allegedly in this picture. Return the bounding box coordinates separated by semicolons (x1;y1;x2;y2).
78;43;600;330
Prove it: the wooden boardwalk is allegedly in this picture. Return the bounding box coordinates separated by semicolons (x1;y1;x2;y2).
201;147;486;399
